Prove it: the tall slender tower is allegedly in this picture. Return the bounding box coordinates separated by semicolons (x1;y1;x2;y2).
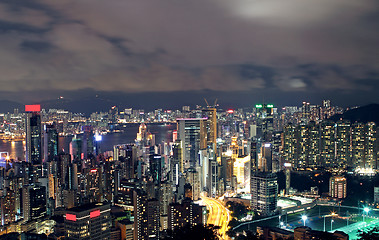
25;105;42;165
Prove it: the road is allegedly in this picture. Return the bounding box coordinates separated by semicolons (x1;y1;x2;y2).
202;195;231;239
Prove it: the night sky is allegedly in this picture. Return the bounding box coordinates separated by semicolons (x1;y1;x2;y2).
0;0;378;109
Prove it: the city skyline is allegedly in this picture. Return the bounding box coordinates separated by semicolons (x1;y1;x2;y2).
0;0;378;107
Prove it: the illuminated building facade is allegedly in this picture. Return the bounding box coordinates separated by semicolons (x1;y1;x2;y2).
320;121;335;166
202;108;217;146
251;172;278;216
177;118;207;169
44;123;58;162
22;184;47;222
25;105;42;165
282;119;377;170
329;176;347;199
64;202;111;240
168;199;206;230
133;190;160;240
335;120;351;168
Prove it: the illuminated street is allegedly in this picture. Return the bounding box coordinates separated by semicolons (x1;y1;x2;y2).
202;194;231;240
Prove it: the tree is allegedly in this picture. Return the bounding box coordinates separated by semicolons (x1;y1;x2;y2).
358;227;379;240
226;201;248;220
161;224;220;240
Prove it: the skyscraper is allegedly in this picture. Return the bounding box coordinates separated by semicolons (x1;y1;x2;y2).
329;176;347;199
250;172;278;217
44;123;58;162
177;118;207;169
202;108;217;146
25;105;42;165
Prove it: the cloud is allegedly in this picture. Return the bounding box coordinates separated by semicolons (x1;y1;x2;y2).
0;0;377;104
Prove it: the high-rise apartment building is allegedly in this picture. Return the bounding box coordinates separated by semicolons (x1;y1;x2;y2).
320;121;335;166
168;199;206;230
335;120;351;168
329;176;347;199
133;190;160;240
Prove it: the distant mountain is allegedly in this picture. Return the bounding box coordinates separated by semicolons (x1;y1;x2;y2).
330;103;379;124
0;100;23;113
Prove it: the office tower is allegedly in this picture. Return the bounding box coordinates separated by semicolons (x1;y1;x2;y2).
168;199;206;230
329;176;347;199
44;123;58;162
250;172;278;217
202;108;217;146
171;140;184;185
69;136;82;161
133;190;160;240
284;163;291;195
23;184;47;221
64;202;111;240
250;140;258;171
185;168;201;201
255;104;274;142
25;105;42;165
85;168;102;203
82;126;94;159
259;143;272;172
320;121;335;167
177;118;207;169
149;154;162;185
208;159;218;197
234;155;250;185
335;120;351;168
68;163;78;191
271;131;282;172
114;144;137;180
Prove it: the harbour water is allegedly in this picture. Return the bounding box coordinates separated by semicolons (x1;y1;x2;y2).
0;123;176;160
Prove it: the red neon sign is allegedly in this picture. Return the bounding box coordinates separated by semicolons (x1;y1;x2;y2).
227;109;234;114
90;169;97;173
25;105;41;112
66;213;77;221
90;210;100;218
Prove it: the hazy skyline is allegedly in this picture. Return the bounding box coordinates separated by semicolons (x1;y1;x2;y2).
0;0;378;107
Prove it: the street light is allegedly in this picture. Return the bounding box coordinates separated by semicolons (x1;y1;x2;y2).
302;215;308;226
331;219;334;232
363;207;370;225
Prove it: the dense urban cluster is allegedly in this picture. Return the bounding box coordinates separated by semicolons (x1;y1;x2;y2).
0;100;378;240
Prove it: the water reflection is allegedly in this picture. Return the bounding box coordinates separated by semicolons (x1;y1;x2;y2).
0;124;175;160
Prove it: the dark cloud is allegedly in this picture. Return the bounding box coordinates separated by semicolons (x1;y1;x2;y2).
0;0;378;107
